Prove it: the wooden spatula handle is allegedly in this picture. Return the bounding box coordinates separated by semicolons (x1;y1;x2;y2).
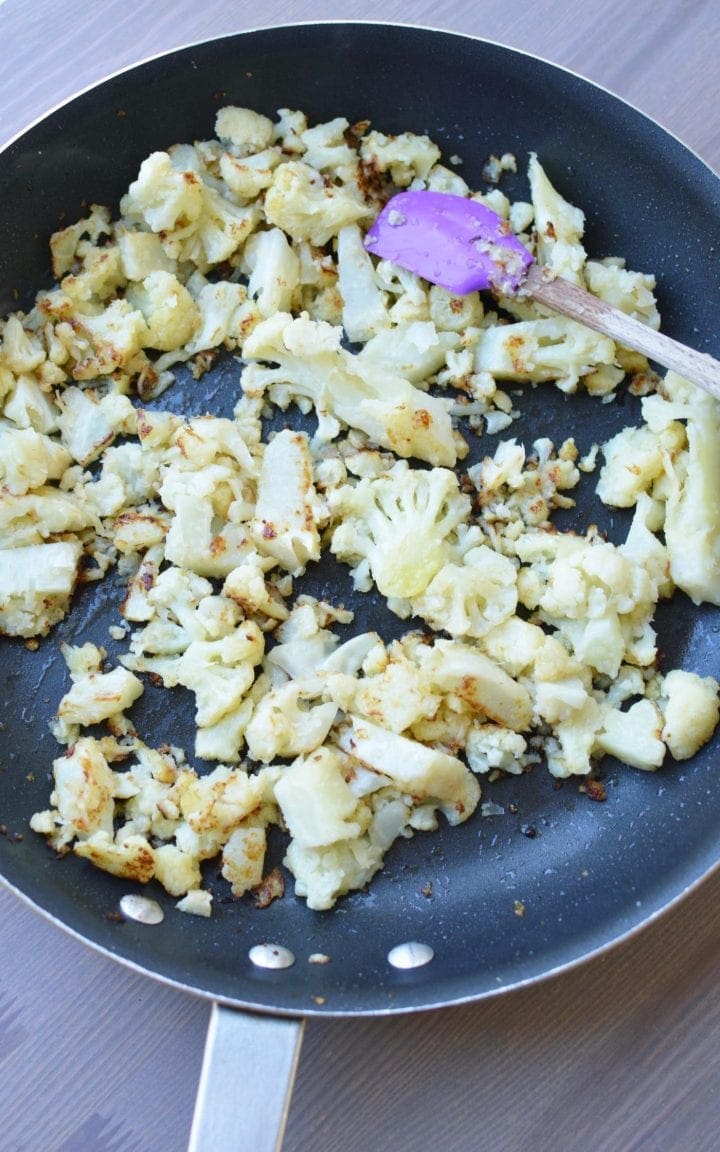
526;264;720;402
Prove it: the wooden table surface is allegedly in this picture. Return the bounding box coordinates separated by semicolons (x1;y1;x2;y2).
1;2;720;1150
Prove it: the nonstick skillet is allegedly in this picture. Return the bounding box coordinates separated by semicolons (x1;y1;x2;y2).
1;22;719;1150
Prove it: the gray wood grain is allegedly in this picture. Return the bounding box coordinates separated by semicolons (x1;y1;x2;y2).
1;2;720;1150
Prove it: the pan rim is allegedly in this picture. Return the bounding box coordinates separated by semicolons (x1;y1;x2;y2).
2;18;720;1017
2;18;719;187
4;850;719;1019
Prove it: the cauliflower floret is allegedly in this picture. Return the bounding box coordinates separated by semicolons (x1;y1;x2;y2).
0;315;46;374
264;160;372;245
337;715;480;822
178;765;264;854
223;559;289;624
337;223;390;342
474;317;616;394
245;681;338;762
126;270;200;351
154;845;203;896
215;106;275;153
221;825;267;896
284;834;385;911
465;723;528;775
357;321;459;385
659;669;720;761
49;204;112;278
252;429;324;575
116;230;177;281
74;830;156;883
69;299;148;379
410;546;518;639
29;738;116;850
219;148;282;200
183;281;260;353
0;427;71;495
0;540;82;637
661;376;720;606
176;890;213;917
274;748;367;848
597;423;684;508
175;622;264;729
528;153;586;284
57;386;136;466
244;229;300;318
360;130;440;184
329;460;470;598
585;259;660;329
596;699;665;771
242;313;457;466
420;639;533;731
120;151;258;268
56;663;144;732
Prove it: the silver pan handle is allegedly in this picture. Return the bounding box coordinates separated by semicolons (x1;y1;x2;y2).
188;1002;305;1152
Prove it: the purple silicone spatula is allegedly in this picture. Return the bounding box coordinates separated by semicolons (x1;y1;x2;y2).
364;189;720;400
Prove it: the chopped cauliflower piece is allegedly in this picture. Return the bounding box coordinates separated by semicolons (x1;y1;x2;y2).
275;748;366;848
329;460;470;598
474;317;616;394
596;699;665;771
29;738;116;850
0;540;82;637
659;670;720;761
252;429;323;575
242;313;457;466
264;160;372;245
338;715;480;821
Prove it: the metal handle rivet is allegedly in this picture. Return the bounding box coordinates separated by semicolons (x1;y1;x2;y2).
119;894;164;924
387;941;434;969
249;943;296;970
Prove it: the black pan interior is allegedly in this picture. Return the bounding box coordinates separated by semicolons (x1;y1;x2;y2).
1;23;719;1016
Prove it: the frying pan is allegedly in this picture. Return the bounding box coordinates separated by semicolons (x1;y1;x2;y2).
1;22;720;1151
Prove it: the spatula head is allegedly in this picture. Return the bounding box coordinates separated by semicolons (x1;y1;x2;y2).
364;190;534;295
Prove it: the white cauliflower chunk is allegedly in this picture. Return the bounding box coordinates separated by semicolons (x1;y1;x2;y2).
659;670;720;761
421;640;533;731
245;682;338;762
597;423;684;508
57;386;136;465
176;890;213;917
528;153;586;284
357;322;459;385
360;130;440;184
74;831;156;883
337;223;390;342
338;715;481;821
0;540;82;637
411;545;518;639
661;376;720;605
215;106;274;154
57;663;144;730
585;260;660;328
244;229;300;318
329;460;470;598
0;427;71;495
176;623;264;738
465;724;528;775
242;313;457;466
596;699;665;771
474;317;616;393
120;151;258;268
126;270;200;350
221;826;267;896
275;748;366;848
29;738;116;850
252;430;323;575
264;161;372;245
